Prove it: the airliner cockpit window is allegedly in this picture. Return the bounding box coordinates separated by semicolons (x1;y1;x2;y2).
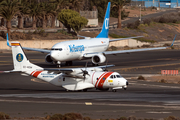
110;75;113;79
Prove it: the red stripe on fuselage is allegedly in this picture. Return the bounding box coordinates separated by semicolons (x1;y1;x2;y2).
95;72;106;87
30;71;35;76
32;71;42;78
97;72;113;89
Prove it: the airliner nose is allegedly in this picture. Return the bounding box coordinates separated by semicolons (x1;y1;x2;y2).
50;51;57;61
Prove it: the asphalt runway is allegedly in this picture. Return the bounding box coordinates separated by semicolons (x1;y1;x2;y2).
0;50;180;119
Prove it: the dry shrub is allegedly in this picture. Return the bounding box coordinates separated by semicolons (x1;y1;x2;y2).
0;112;10;119
48;114;63;120
165;116;178;120
63;113;82;120
159;79;167;83
83;117;91;120
137;75;145;80
119;116;128;120
127;20;140;29
128;116;137;120
143;19;152;26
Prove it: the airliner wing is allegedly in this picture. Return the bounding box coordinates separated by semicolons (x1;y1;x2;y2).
84;35;176;57
103;47;167;55
109;36;143;42
22;47;51;53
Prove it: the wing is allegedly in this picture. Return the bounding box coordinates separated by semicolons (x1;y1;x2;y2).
84;35;176;57
21;47;51;53
109;36;144;42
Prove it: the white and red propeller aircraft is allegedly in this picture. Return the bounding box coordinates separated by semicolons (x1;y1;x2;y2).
1;41;128;92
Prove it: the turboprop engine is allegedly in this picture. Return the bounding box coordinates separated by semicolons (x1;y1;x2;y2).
92;54;106;64
45;54;53;64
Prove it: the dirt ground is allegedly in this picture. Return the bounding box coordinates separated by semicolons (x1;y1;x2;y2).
140;75;180;84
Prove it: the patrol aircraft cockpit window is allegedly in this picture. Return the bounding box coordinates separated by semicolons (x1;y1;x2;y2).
110;75;113;79
51;48;63;51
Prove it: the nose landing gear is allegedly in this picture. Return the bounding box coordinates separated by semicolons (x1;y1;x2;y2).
56;61;61;68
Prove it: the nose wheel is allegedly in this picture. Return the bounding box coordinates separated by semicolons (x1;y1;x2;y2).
56;61;61;68
112;89;117;92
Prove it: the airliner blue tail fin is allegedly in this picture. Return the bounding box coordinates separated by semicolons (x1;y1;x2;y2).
96;2;111;38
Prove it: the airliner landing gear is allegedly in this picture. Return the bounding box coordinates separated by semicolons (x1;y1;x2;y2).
57;61;61;68
92;63;99;66
65;61;73;66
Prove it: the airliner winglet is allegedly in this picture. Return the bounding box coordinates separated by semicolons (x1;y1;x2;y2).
170;34;176;47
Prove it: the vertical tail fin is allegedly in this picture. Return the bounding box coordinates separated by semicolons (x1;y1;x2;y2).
96;2;111;38
11;41;43;72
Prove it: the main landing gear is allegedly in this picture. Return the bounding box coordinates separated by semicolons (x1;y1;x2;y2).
65;61;73;66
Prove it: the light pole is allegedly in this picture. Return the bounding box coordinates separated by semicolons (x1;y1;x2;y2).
139;4;141;22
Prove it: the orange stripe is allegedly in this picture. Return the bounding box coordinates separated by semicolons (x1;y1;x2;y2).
11;43;20;46
97;72;113;88
32;71;42;78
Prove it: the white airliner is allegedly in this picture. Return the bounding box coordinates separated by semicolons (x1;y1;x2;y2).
1;41;128;92
7;2;175;67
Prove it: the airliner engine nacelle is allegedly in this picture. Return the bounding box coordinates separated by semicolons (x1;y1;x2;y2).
92;54;106;64
45;54;53;64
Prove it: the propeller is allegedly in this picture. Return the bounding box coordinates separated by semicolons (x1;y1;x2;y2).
81;62;90;80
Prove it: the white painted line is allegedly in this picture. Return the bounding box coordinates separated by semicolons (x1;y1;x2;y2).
147;111;171;114
85;102;92;105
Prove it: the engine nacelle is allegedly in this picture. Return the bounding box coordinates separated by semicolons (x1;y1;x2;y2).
45;54;53;64
92;54;106;64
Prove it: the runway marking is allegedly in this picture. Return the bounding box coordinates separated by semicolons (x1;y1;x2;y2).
0;99;180;110
146;111;171;114
85;102;92;105
131;83;180;89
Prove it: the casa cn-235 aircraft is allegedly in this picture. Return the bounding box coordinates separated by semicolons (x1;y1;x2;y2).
7;2;176;67
1;41;128;92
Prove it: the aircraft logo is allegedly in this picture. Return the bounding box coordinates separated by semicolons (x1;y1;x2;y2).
69;44;85;53
105;18;109;30
16;53;23;62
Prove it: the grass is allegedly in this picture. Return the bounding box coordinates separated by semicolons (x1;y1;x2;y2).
109;33;128;38
135;37;156;43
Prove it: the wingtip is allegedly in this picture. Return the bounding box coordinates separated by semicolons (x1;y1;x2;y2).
170;34;176;47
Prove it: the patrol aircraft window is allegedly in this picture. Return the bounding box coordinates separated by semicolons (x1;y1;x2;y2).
113;75;116;78
110;75;113;79
116;75;121;78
